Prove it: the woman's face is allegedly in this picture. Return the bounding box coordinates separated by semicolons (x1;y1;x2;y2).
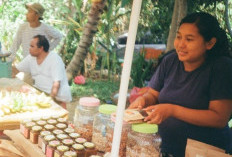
174;23;214;68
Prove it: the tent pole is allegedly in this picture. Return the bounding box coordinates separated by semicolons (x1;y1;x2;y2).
111;0;142;156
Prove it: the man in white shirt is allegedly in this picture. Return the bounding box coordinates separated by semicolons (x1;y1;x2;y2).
15;35;72;107
9;2;62;61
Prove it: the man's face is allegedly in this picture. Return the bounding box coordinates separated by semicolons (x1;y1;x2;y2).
26;8;39;22
29;38;41;57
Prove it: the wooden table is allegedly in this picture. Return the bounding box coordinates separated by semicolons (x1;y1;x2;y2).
0;78;68;130
4;130;45;157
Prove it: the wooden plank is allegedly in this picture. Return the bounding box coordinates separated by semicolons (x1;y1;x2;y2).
4;130;46;157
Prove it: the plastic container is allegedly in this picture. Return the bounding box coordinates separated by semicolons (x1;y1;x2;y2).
92;104;117;152
106;113;131;157
126;123;161;157
74;97;100;141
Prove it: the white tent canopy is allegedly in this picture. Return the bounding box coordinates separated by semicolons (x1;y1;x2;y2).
111;0;143;156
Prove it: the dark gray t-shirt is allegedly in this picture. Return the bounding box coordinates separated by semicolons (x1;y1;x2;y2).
149;51;232;157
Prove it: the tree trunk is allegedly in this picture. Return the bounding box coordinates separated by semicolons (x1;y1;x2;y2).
165;0;187;52
66;0;106;81
224;0;232;37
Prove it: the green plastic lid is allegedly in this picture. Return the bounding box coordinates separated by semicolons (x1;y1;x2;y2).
132;123;158;134
99;104;117;115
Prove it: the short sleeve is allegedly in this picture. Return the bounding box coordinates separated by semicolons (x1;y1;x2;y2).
148;59;166;91
50;54;65;81
209;57;232;100
16;55;32;73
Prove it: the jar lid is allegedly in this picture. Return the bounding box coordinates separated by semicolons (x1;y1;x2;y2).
57;133;69;140
49;140;60;147
64;128;75;134
63;151;77;157
56;123;67;129
57;145;69;152
83;142;95;148
52;114;61;119
37;120;46;126
41;116;51;121
26;122;36;128
47;119;57;124
62;139;74;145
53;129;64;135
75;138;86;144
69;133;80;138
44;135;56;141
21;119;32;124
132;123;158;134
79;97;100;107
32;117;41;122
57;118;67;123
32;125;42;131
72;144;84;150
44;124;55;130
99;104;117;115
40;131;51;136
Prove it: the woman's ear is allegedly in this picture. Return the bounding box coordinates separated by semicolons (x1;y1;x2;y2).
206;37;216;50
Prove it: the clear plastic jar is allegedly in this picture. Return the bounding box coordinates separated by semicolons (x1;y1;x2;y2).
126;123;161;157
74;97;100;141
106;113;131;157
92;104;117;152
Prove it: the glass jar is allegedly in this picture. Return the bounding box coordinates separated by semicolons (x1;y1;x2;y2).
74;97;100;141
20;119;31;136
30;125;42;144
63;150;77;157
62;139;74;147
24;122;36;139
83;142;97;157
46;140;61;157
54;145;69;157
106;113;131;157
38;131;52;148
126;123;161;157
71;144;85;157
42;134;56;154
92;104;117;152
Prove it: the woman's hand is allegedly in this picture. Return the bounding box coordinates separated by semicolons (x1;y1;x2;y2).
144;104;174;124
128;96;146;110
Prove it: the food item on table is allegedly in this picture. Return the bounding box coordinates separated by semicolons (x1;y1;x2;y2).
0;90;52;117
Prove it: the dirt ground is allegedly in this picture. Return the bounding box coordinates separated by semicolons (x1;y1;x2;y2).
66;99;79;122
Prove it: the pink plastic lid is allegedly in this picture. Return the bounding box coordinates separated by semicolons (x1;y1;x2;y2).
79;97;100;107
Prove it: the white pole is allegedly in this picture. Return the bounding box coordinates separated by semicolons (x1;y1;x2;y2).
110;0;142;156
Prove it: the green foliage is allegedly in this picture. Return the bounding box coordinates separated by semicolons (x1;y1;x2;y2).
130;52;158;88
71;78;120;103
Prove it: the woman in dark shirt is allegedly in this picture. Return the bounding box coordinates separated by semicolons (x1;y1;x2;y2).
128;12;232;157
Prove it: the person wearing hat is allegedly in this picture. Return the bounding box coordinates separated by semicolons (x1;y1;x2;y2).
8;2;62;61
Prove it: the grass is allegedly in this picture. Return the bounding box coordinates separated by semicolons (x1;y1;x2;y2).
70;78;120;103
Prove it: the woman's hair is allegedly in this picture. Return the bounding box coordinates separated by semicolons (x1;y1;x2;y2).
180;12;230;58
33;35;50;52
